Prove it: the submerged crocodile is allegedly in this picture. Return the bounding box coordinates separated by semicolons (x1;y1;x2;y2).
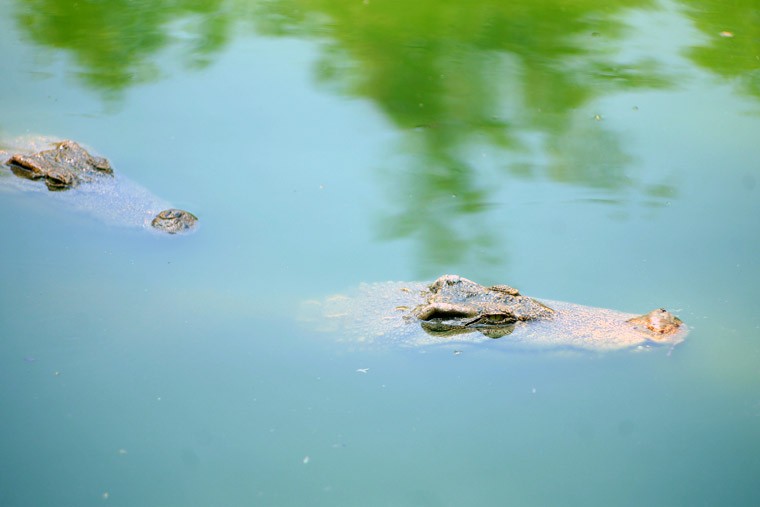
1;137;197;234
300;275;686;352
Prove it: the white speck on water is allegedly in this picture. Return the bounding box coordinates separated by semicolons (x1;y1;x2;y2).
356;368;369;374
302;456;310;464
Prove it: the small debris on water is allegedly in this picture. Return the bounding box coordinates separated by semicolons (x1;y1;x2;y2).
356;368;369;374
453;350;462;356
719;31;734;38
302;456;310;464
594;114;603;121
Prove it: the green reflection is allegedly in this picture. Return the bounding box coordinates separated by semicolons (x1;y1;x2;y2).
16;0;746;274
252;0;680;274
680;0;760;99
13;0;230;97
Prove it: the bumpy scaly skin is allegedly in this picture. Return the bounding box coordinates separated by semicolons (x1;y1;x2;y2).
411;275;685;342
302;276;687;350
2;138;199;234
6;140;112;190
627;308;683;339
412;275;554;336
151;208;198;234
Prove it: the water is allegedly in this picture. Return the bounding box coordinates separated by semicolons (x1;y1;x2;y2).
1;0;759;505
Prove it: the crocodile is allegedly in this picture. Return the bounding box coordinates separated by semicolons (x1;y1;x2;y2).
299;275;687;351
1;137;197;234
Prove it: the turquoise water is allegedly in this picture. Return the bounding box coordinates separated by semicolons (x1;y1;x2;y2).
1;1;759;505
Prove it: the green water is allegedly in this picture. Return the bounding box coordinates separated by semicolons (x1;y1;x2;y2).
1;0;759;505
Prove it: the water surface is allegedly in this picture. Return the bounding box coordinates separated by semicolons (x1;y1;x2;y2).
1;1;759;505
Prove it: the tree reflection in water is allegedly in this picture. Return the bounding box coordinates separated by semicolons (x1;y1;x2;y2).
10;0;757;273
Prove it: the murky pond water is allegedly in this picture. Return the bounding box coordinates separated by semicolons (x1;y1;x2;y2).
1;0;759;505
